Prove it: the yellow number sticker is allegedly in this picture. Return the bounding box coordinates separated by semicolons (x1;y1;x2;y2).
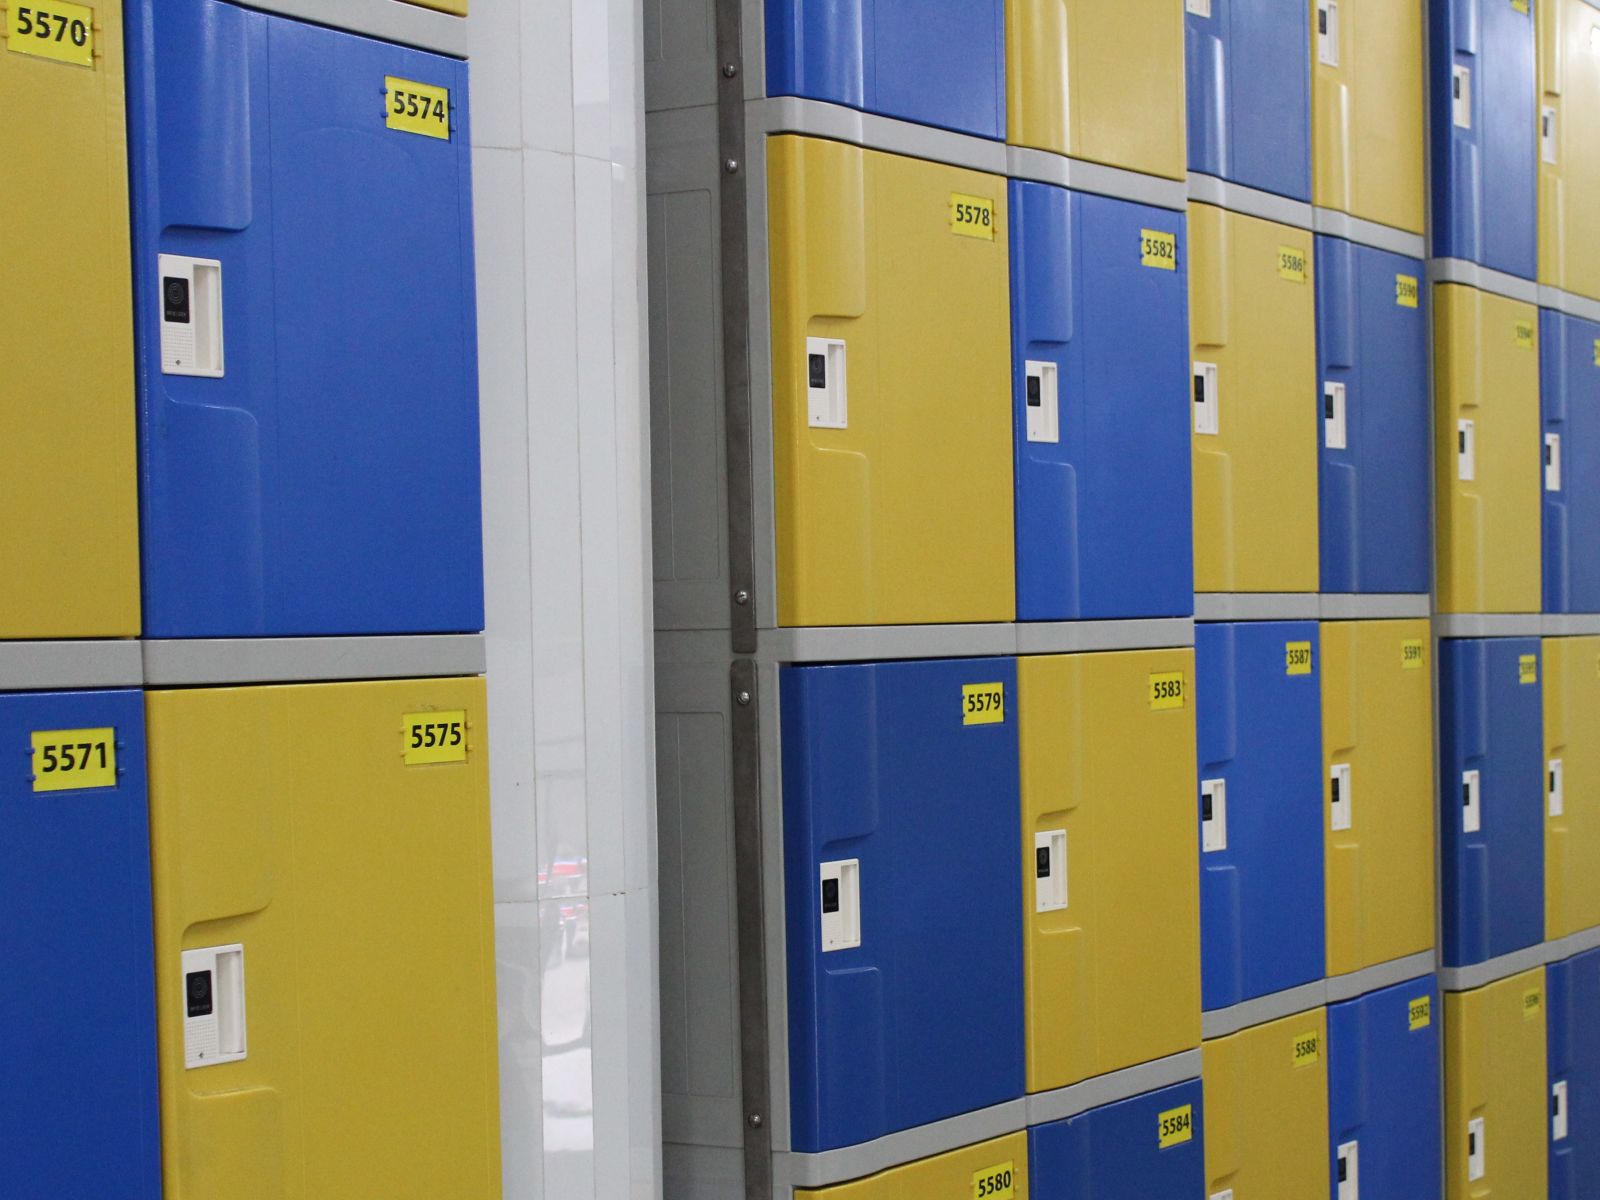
1141;229;1178;270
1286;641;1314;676
5;1;95;67
1524;986;1544;1019
31;727;116;792
1292;1031;1321;1067
1149;671;1186;711
1409;996;1432;1030
971;1162;1015;1200
402;710;469;764
1513;0;1530;12
1515;320;1536;350
1520;654;1539;685
386;76;451;140
962;682;1005;726
1277;245;1307;282
1395;275;1419;308
950;193;996;241
1401;639;1426;670
1157;1104;1194;1148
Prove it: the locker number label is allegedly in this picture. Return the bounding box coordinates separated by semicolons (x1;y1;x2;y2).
1592;338;1600;367
1513;0;1530;12
1141;229;1177;271
950;194;996;241
1286;641;1314;676
5;1;95;67
31;727;116;792
962;683;1005;726
1409;995;1432;1030
1520;654;1539;685
1396;274;1419;308
402;710;468;764
1149;671;1186;710
1524;986;1544;1018
1292;1031;1321;1067
386;76;450;140
1277;246;1308;283
1515;320;1536;350
1401;639;1426;670
1157;1104;1194;1148
971;1162;1014;1200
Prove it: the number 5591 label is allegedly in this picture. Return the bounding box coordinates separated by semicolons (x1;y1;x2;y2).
402;710;468;764
6;1;96;68
32;728;116;792
386;76;451;140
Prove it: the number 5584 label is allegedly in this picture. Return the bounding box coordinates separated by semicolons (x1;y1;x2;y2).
32;728;116;792
402;710;468;764
5;1;96;68
386;76;450;140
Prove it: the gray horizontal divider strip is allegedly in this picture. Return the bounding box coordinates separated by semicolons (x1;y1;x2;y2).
1313;208;1426;260
1186;173;1314;229
1434;614;1544;638
1540;285;1600;324
237;0;467;57
1320;594;1432;621
1013;618;1194;654
1024;1050;1202;1127
1008;146;1187;211
760;97;1008;175
1438;943;1550;992
1324;951;1438;1005
1195;594;1320;623
759;619;1195;663
778;1098;1028;1190
0;641;143;690
1545;614;1600;636
142;634;486;686
1202;979;1328;1040
1547;924;1600;963
1428;258;1540;305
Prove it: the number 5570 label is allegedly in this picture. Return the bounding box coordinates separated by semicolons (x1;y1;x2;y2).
5;2;95;68
402;710;468;764
386;76;451;140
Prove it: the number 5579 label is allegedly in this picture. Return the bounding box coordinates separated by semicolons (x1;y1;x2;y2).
32;727;116;792
402;710;468;764
5;1;96;68
386;76;451;140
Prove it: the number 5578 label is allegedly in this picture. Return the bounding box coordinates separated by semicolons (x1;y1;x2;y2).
5;1;96;68
32;728;117;792
402;710;468;764
386;76;451;140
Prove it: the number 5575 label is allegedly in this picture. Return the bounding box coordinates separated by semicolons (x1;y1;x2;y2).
386;76;451;140
402;710;468;764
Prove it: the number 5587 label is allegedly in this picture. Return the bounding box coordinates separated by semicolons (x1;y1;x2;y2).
32;728;116;792
402;710;468;764
386;76;451;140
5;1;96;68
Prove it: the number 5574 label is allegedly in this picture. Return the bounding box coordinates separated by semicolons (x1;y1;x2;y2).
386;76;451;140
402;710;468;764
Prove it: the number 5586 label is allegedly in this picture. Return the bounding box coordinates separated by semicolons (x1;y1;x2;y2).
402;710;468;764
386;76;450;140
5;1;96;68
32;728;116;792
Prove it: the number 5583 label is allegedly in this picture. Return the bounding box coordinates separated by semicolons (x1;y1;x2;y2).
402;710;468;764
32;728;116;792
386;76;451;140
6;1;96;68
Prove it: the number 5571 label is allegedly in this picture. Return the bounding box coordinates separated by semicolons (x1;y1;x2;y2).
32;727;117;792
402;710;468;764
5;1;96;68
386;76;451;140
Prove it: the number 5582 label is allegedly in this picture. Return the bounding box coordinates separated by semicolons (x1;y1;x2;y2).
402;710;468;764
386;76;451;140
6;1;96;68
32;728;116;792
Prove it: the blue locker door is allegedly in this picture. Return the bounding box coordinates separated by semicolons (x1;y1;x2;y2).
1316;237;1430;595
1328;977;1443;1200
1186;0;1312;201
0;690;159;1198
1029;1079;1205;1200
1010;181;1193;622
1197;621;1326;1011
1543;309;1600;614
764;0;1005;140
1549;947;1600;1199
1429;0;1538;279
127;0;484;638
1439;638;1545;967
782;657;1024;1153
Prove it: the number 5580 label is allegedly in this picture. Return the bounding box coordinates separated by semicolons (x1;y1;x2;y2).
32;727;117;792
386;76;450;140
402;710;468;764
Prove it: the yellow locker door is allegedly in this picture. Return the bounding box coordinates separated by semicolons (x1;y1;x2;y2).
1444;969;1548;1200
402;0;468;10
769;135;1015;627
1322;620;1436;977
1005;0;1187;180
1019;650;1201;1095
1539;0;1600;300
1434;284;1542;615
1190;203;1320;594
798;1133;1029;1200
1545;636;1600;939
1310;0;1426;234
147;678;500;1200
1203;1009;1330;1199
0;0;140;638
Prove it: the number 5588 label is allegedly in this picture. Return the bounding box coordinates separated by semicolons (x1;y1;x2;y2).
386;76;451;140
402;710;468;764
5;1;96;68
32;728;116;792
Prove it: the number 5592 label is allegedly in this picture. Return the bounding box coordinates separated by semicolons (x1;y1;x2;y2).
6;1;96;68
402;710;468;764
32;728;116;792
386;76;451;140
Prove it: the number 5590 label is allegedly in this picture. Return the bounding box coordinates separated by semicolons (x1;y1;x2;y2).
386;76;450;140
32;727;116;792
402;710;468;764
5;1;96;68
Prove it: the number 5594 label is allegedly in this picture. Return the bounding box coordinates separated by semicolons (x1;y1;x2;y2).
32;727;116;792
402;710;468;764
386;76;451;140
6;1;96;68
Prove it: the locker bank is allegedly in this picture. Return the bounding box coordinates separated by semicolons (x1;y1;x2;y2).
1548;946;1600;1200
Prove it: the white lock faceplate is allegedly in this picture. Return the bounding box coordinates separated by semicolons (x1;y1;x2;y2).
1318;1;1340;66
1544;106;1559;165
1025;360;1060;444
1210;1191;1234;1200
1337;1140;1359;1200
806;337;848;429
1034;829;1068;913
182;944;248;1069
1452;65;1472;129
1201;778;1227;853
1193;362;1219;436
1330;763;1353;832
1550;758;1565;817
1547;433;1563;492
159;254;225;377
1555;1081;1569;1141
819;859;860;952
1463;770;1482;834
1186;0;1212;14
1467;1116;1486;1181
1458;419;1476;481
1324;382;1348;449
